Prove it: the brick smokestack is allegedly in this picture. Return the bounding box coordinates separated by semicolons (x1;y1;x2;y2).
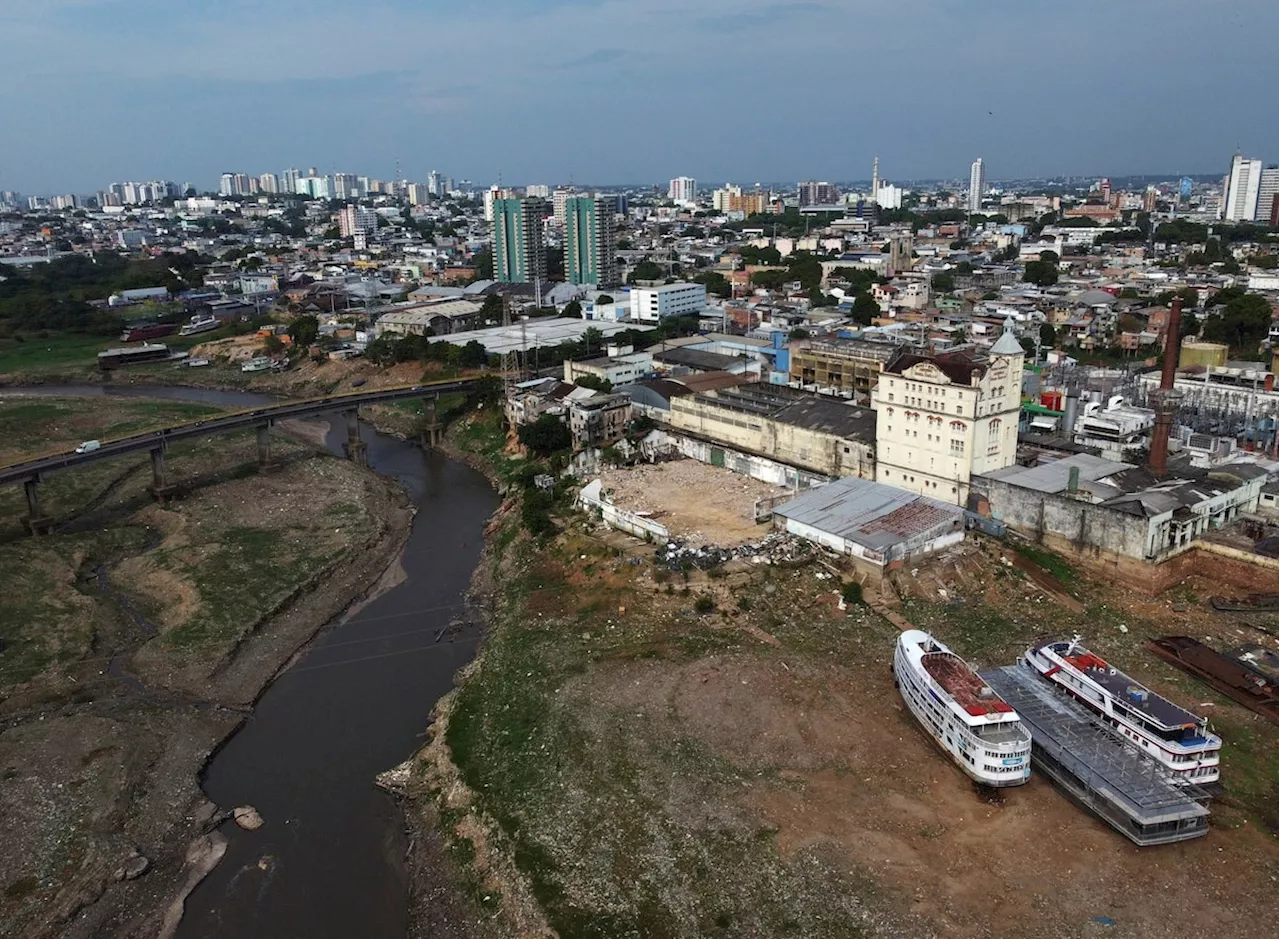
1148;298;1183;477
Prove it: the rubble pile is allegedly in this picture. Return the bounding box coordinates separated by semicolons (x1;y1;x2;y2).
658;532;813;571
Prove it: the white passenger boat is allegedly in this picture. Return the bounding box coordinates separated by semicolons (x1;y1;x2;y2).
894;630;1032;787
1026;637;1220;785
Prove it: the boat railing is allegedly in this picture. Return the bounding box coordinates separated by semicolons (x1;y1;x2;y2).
915;665;1028;751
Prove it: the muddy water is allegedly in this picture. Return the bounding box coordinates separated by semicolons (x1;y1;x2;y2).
4;385;499;939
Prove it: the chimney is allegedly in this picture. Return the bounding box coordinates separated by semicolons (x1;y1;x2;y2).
1147;299;1183;477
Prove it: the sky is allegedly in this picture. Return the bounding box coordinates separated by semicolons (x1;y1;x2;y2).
1;0;1277;194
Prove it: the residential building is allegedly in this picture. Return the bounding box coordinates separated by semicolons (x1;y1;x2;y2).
407;183;431;205
257;173;279;194
492;197;548;284
1255;166;1279;226
568;394;632;448
1223;153;1263;221
564;349;654;387
628;282;707;322
873;321;1024;505
798;181;838;206
218;173;236;197
338;205;378;239
564;195;617;286
789;335;907;400
296;174;330;198
281;168;301;193
427;170;441;196
968;158;985;213
526;184;550;198
668;176;696;203
712;184;741;212
332;173;359;199
552;186;576;227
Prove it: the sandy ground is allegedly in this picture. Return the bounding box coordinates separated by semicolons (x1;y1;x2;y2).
596;460;787;546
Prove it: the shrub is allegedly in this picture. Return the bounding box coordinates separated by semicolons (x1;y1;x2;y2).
841;581;863;605
694;595;715;614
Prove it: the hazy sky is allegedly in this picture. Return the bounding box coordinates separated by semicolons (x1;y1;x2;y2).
1;0;1276;194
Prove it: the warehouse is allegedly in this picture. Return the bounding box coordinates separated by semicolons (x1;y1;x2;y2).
770;475;965;571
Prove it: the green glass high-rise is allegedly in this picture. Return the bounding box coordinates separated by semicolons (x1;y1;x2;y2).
492;197;547;283
564;195;617;286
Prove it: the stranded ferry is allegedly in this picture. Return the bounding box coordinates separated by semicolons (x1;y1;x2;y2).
894;630;1032;786
1026;637;1220;785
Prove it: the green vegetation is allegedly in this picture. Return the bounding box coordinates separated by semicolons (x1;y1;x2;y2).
0;526;149;687
1201;290;1273;354
1008;541;1078;584
517;413;572;457
1022;258;1059;287
626;260;664;283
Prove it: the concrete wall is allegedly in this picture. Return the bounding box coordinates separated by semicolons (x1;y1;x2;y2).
973;475;1157;560
578;479;670;542
670;433;829;489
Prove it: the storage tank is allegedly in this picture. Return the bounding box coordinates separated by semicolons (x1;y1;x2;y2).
1179;341;1229;370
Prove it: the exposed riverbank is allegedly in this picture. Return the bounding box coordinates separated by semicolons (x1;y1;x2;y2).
0;394;416;939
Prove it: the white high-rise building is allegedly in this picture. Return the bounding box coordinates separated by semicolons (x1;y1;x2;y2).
258;173;279;194
967;158;985;213
712;184;741;211
526;184;550;198
1223;153;1263;222
338;205;378;239
552;186;576;226
1255;166;1279;224
427;170;441;196
218;173;236;197
668;176;696;203
332;173;359;200
281;168;301;193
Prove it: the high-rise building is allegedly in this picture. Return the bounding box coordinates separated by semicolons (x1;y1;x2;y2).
492;197;548;284
797;180;838;206
332;173;359;200
1223;153;1263;221
1179;177;1194;200
338;205;379;238
1098;178;1112;204
668;176;696;203
564;195;618;287
551;186;576;227
968;158;985;213
233;173;252;196
526;184;550;198
406;184;431;206
281;168;301;194
427;170;441;197
218;173;236;197
258;173;279;194
1253;166;1278;226
712;184;741;211
296;174;330;199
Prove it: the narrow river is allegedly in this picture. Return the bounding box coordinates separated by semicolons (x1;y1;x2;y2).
3;384;500;939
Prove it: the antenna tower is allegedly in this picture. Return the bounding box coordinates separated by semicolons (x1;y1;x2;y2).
500;294;519;393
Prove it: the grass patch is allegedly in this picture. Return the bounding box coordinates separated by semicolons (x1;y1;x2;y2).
1009;541;1078;584
160;525;330;652
0;526;149;689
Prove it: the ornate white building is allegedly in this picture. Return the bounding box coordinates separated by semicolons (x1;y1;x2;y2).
873;321;1024;505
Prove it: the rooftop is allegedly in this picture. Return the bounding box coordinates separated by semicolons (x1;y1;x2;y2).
771;476;963;551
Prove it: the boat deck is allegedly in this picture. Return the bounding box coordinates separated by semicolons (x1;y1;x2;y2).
981;665;1209;845
922;652;1014;717
1060;649;1202;731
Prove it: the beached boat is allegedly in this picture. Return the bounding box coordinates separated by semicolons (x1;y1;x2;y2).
1026;637;1221;785
894;630;1032;786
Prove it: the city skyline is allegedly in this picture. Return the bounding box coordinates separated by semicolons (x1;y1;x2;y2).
1;0;1276;194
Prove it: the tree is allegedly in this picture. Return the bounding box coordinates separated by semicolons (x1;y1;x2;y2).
261;335;285;356
365;335;399;365
458;340;488;368
1179;310;1200;340
582;326;604;356
692;271;731;298
596;294;614;305
1022;260;1058;287
1039;323;1057;348
1038;250;1060;266
789;328;810;340
931;272;955;293
518;413;572;456
288;314;319;347
1118;287;1140;299
626;260;664;283
479;294;504;321
574;374;613;393
1201;293;1273;353
955;260;974;274
471;249;493;280
851;292;879;325
563;299;583;318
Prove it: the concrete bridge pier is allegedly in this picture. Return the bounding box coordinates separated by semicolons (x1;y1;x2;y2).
22;478;54;535
420;395;443;450
342;409;368;465
148;445;176;501
256;423;277;471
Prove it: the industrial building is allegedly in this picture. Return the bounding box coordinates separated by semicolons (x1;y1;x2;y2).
667;383;875;480
788;335;907;400
770;476;965;571
374;299;483;337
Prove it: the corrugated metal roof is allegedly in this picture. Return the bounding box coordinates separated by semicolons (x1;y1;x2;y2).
983;453;1126;494
772;477;963;550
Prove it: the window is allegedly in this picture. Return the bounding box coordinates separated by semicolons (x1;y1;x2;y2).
956;405;963;414
951;439;965;454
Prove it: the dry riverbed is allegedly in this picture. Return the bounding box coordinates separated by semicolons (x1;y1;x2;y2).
0;397;413;939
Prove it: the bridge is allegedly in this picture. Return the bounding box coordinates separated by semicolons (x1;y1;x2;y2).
1;378;481;533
